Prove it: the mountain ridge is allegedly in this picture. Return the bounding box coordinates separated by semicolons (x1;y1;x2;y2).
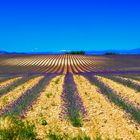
0;48;140;55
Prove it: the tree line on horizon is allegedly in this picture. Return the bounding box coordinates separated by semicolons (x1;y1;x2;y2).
65;51;85;55
65;51;118;55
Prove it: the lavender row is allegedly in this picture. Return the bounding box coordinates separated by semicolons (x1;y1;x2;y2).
85;70;140;76
83;73;140;124
0;75;37;98
0;72;63;75
103;75;140;92
60;73;87;127
0;74;56;117
0;75;18;85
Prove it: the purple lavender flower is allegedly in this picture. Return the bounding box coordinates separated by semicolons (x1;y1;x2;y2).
60;73;87;127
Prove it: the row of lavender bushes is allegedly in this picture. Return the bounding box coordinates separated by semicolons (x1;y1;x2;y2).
0;74;56;117
60;73;87;127
84;73;140;124
0;75;37;98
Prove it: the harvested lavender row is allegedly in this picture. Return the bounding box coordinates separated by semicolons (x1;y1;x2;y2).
0;77;23;92
88;70;140;75
103;75;140;92
0;74;56;117
83;73;140;124
0;75;19;86
0;75;37;98
121;75;140;81
0;76;21;90
60;73;87;127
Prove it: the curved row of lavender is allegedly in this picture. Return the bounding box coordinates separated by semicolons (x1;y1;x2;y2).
0;75;19;91
102;75;140;92
60;73;87;127
0;75;37;99
1;69;140;76
1;55;140;75
0;74;56;117
83;73;140;124
0;75;17;84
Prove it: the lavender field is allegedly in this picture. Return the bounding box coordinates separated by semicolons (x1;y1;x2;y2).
0;54;140;139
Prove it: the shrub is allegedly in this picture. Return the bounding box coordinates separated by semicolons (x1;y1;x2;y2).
54;78;60;84
0;116;36;140
72;135;91;140
46;92;53;98
39;118;48;126
69;109;83;127
46;130;68;140
46;130;91;140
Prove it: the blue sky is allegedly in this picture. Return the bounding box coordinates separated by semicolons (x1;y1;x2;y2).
0;0;140;52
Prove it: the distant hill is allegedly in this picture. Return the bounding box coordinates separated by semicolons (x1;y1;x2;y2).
0;51;27;54
1;48;140;55
0;50;9;54
127;48;140;54
86;48;140;55
0;50;65;55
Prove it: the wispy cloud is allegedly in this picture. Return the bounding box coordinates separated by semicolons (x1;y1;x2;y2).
60;50;71;52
